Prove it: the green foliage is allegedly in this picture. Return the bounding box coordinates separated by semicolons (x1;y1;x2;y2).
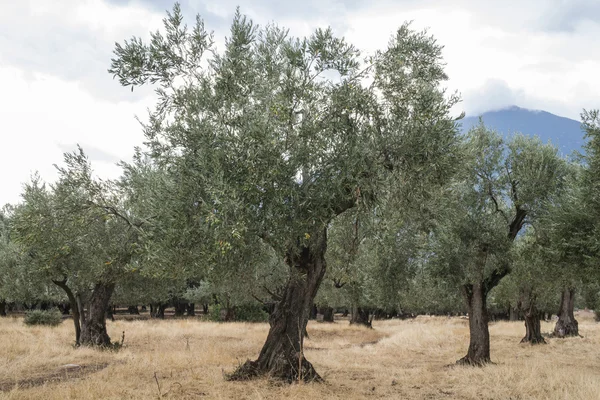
11;148;147;315
109;4;461;304
208;303;268;322
208;304;222;322
428;123;567;290
231;303;269;322
24;308;63;327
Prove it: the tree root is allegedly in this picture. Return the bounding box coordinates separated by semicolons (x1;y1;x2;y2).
226;358;323;383
520;336;546;345
456;356;493;367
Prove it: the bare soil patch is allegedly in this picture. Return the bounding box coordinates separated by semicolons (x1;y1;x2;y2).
0;363;109;392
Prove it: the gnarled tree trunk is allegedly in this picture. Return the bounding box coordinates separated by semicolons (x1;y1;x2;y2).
350;307;372;328
519;288;545;344
458;282;490;365
229;230;327;382
80;283;115;347
554;287;579;338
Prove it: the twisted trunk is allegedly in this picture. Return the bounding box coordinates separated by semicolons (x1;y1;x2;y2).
458;282;490;365
230;229;327;382
554;287;579;338
519;288;545;344
80;283;115;347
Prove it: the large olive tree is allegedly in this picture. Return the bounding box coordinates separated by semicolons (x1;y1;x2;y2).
109;4;460;381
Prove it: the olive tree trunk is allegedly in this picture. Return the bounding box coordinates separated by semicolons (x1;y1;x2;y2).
321;306;334;323
519;288;545;344
458;282;491;365
52;279;82;345
0;300;6;317
350;307;372;328
554;287;579;338
229;230;327;382
80;283;115;347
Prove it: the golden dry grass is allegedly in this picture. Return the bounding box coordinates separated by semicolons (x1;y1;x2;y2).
1;312;600;399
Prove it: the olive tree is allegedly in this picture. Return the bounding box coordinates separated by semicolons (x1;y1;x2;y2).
430;124;565;365
12;150;145;346
109;4;460;381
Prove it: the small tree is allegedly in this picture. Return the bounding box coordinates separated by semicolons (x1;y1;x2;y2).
13;150;145;346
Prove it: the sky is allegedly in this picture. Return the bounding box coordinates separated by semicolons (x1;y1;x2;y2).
1;0;599;206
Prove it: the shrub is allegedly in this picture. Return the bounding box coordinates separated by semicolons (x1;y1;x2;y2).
234;303;269;322
208;303;269;322
24;308;63;326
208;304;222;322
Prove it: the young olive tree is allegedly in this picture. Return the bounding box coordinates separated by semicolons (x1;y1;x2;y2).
109;4;460;381
430;124;565;365
12;150;145;346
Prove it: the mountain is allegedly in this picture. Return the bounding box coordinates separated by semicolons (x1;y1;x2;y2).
459;106;584;156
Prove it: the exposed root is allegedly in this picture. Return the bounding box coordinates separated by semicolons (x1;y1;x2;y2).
456;356;493;367
226;358;323;383
520;336;546;345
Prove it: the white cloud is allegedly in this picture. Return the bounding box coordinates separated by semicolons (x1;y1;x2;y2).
1;0;599;206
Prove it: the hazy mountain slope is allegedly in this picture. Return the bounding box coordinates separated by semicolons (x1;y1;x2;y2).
460;106;584;155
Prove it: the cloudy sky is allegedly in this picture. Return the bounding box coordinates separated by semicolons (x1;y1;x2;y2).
1;0;599;206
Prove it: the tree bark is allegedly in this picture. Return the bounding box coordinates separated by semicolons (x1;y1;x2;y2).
202;304;209;314
107;305;115;321
229;229;327;383
80;283;115;347
350;307;372;328
554;287;579;338
519;289;545;344
0;300;6;317
457;282;491;365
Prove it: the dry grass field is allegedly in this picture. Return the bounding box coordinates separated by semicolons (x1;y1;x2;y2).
1;312;600;399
